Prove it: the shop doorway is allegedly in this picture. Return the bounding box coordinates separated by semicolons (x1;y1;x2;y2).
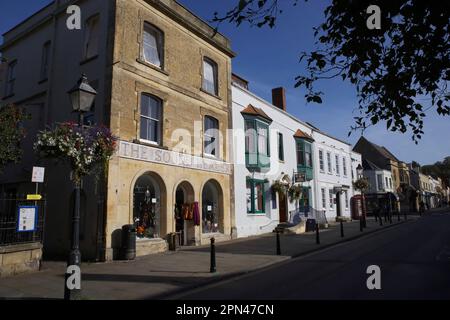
279;193;287;223
202;180;223;234
174;181;195;246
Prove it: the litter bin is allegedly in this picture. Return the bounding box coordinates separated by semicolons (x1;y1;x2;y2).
305;219;316;232
168;232;177;251
121;224;136;260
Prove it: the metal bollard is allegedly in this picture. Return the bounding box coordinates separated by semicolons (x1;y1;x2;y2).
360;217;363;232
316;223;320;244
389;214;393;224
379;215;383;226
340;221;344;238
276;230;281;255
397;211;400;222
210;237;216;273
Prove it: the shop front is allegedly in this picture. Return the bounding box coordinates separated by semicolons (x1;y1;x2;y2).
104;141;233;260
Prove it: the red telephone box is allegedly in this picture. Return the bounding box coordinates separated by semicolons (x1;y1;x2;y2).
351;195;366;220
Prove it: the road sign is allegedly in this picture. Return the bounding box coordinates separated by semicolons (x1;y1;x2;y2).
27;194;42;200
32;167;45;183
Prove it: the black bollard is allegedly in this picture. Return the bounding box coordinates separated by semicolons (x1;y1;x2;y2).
210;237;216;273
404;211;407;221
360;217;363;232
379;215;383;226
340;221;344;238
397;211;400;222
389;213;393;224
316;223;320;244
276;230;281;255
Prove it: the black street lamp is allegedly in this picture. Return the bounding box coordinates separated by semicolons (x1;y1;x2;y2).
356;164;367;228
64;74;97;300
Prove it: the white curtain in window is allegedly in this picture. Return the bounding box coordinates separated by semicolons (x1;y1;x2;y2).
254;183;263;212
143;26;161;67
245;122;256;153
257;126;268;156
203;60;216;94
140;95;161;143
246;182;252;212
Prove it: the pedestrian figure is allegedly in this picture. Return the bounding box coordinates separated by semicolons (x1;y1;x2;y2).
373;202;380;222
419;201;425;216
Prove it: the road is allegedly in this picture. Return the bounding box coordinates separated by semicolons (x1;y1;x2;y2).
173;211;450;300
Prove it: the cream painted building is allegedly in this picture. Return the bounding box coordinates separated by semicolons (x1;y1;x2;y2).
1;0;235;261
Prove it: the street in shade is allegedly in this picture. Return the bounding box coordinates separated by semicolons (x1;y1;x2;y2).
171;211;450;300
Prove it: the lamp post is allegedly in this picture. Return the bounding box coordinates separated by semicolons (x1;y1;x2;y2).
64;74;97;300
356;164;367;228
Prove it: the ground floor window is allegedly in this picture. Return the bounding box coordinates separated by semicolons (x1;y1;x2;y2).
246;178;265;214
344;190;349;209
202;180;222;233
133;174;161;238
329;189;334;209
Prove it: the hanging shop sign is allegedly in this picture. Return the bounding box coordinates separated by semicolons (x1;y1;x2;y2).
118;141;232;175
31;167;45;183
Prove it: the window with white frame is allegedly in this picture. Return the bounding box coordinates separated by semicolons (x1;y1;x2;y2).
278;132;284;161
343;157;347;176
84;15;100;59
4;61;17;97
377;174;383;190
140;94;162;144
142;23;164;68
204;116;219;157
40;42;51;80
329;189;334;209
344;190;349;209
335;154;340;175
385;177;389;189
257;125;268;156
327;152;332;174
319;149;324;172
321;188;327;209
202;58;218;95
389;177;393;189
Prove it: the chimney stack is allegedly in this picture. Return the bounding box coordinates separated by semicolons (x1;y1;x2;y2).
272;87;286;111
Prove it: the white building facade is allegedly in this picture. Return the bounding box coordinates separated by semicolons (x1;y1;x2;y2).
231;78;361;238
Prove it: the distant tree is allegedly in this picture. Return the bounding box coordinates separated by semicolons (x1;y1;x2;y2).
213;0;450;142
422;157;450;187
411;161;421;169
0;104;30;173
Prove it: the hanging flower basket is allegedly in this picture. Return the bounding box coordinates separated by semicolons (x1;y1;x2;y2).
288;185;303;203
34;122;117;183
353;177;369;192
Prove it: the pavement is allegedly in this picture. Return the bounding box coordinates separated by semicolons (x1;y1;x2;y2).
176;208;450;300
0;211;431;300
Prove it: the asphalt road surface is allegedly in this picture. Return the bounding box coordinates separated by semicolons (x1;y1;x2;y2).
175;211;450;300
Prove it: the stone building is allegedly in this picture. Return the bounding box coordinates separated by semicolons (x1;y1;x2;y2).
1;0;235;262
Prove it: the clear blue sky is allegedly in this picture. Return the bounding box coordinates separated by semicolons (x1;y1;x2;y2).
1;0;448;165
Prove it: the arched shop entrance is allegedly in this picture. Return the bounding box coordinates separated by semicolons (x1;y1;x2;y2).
202;180;223;234
174;181;195;245
133;172;166;239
